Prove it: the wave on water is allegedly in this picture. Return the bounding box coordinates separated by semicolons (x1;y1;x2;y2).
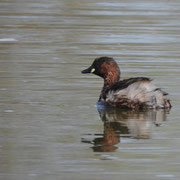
0;38;17;42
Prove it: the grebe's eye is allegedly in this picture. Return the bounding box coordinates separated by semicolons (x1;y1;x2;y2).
91;68;95;73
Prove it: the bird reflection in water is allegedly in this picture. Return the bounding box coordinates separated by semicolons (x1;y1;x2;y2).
82;106;170;152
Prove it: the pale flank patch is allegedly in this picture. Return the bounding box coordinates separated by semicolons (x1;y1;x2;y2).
105;81;167;108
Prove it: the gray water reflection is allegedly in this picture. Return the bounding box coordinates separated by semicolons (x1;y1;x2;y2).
82;107;169;152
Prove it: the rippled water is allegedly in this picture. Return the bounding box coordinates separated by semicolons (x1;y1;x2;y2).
0;0;180;180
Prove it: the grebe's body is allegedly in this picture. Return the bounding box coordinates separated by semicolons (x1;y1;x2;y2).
82;57;171;109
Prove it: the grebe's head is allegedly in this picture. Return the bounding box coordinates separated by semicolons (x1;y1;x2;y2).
81;57;120;83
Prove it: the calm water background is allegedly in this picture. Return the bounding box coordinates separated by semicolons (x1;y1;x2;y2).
0;0;180;180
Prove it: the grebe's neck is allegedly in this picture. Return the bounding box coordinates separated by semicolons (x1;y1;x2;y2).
99;74;120;102
103;71;120;89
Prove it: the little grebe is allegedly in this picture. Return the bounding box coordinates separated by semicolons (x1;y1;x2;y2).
81;57;171;109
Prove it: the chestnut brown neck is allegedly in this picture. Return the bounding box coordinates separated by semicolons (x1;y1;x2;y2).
103;71;120;89
98;71;120;102
97;60;120;101
99;62;120;89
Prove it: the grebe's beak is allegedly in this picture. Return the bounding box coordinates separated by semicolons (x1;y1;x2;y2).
81;67;95;74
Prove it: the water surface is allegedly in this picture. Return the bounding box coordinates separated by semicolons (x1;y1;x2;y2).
0;0;180;180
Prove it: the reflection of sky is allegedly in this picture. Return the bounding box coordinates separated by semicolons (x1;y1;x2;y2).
96;2;180;11
76;1;180;16
86;10;173;16
80;33;176;44
75;33;178;57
